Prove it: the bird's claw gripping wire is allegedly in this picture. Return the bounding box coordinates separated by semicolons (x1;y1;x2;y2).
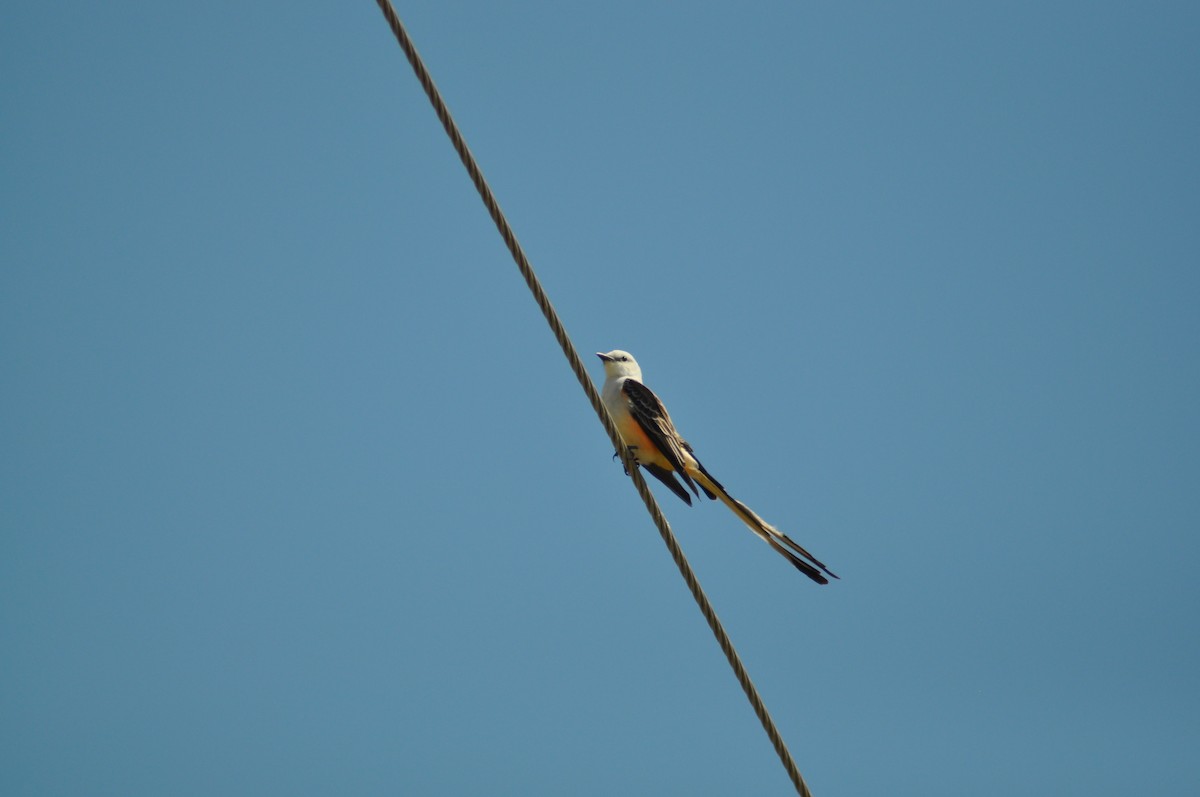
613;446;638;475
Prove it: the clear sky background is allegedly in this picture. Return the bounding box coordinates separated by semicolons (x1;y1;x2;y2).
3;3;1197;795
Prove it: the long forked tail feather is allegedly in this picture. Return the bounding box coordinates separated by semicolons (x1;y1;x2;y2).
690;463;838;586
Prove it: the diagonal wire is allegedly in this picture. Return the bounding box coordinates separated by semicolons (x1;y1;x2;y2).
371;3;815;794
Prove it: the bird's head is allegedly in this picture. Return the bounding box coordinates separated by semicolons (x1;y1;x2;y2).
596;350;642;380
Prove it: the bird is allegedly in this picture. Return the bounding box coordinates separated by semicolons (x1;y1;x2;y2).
597;349;837;585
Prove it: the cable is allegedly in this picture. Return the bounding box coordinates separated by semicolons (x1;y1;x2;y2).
371;4;816;794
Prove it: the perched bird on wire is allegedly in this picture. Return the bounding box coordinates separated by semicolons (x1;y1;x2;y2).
597;350;837;585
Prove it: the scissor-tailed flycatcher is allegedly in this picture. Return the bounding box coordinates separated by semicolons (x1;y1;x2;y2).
597;350;838;585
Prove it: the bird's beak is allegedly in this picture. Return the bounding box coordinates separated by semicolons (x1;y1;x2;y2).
596;352;612;362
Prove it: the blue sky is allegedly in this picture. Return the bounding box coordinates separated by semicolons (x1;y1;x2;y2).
3;2;1198;794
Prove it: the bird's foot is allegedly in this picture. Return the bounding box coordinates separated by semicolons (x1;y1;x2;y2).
613;446;638;475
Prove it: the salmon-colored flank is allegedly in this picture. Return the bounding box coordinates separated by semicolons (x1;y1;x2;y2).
615;414;673;470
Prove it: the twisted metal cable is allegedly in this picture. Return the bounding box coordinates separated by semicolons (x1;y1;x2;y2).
371;3;814;794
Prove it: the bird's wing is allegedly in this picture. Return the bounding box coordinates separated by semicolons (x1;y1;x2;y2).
622;379;700;496
644;463;693;505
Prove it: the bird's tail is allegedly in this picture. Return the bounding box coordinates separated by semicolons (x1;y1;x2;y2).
689;462;838;586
